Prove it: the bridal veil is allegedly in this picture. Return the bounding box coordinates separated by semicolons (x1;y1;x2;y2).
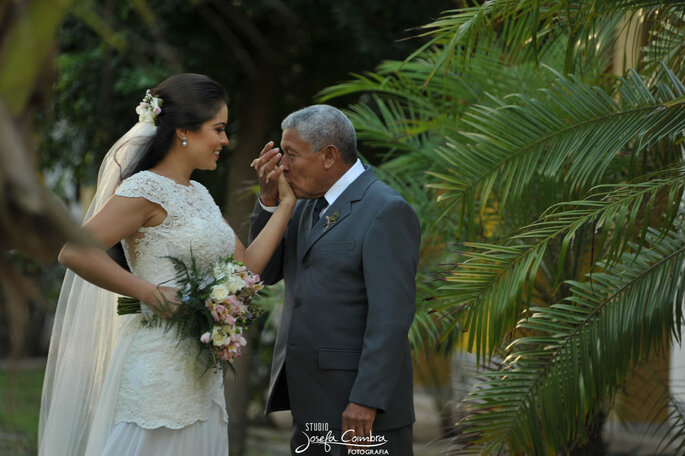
38;122;156;456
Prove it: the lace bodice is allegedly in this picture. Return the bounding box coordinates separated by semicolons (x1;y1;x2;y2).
111;170;235;429
115;170;236;292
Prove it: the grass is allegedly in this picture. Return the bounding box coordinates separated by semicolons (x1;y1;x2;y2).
0;367;44;456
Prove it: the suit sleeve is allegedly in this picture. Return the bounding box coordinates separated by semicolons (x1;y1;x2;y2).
349;197;420;411
248;199;284;285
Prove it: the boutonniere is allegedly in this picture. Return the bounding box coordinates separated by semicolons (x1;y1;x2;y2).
323;212;339;231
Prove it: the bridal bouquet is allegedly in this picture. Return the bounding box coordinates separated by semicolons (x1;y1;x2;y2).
117;254;264;368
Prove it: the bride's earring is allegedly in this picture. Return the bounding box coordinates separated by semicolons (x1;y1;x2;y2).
182;137;188;147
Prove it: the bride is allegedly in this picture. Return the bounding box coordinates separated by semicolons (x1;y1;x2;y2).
38;73;294;455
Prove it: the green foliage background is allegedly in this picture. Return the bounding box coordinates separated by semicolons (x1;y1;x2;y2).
38;0;454;199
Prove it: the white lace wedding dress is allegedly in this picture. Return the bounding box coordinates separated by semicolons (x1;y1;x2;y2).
86;170;234;455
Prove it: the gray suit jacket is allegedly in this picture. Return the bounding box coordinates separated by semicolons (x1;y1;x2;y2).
249;167;420;431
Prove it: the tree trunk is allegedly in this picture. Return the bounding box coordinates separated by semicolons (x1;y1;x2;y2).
225;79;275;242
224;76;275;456
224;330;253;456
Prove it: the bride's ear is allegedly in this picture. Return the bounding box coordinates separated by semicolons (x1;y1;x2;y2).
175;128;189;141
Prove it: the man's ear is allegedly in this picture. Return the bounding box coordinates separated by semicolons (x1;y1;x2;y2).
321;145;340;169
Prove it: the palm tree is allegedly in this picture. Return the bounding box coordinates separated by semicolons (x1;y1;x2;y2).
320;0;685;453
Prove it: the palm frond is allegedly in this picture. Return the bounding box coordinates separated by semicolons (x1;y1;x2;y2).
405;1;559;82
344;98;441;159
319;57;476;127
640;8;685;79
455;228;685;454
658;387;685;454
318;69;442;117
429;65;685;223
322;37;566;104
410;1;685;78
434;163;685;360
317;42;575;219
411;279;460;352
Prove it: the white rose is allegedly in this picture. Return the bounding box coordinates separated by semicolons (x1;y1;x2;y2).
211;326;229;346
210;284;229;302
226;276;244;295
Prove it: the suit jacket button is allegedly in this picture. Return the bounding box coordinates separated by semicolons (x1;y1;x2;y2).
302;263;309;269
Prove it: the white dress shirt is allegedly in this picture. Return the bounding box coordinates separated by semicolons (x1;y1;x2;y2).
259;159;365;215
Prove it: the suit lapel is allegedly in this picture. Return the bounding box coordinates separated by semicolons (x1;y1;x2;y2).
301;167;377;260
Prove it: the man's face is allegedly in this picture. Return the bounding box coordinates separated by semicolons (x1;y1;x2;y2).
280;128;329;199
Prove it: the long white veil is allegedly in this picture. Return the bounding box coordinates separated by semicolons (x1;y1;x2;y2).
38;121;156;456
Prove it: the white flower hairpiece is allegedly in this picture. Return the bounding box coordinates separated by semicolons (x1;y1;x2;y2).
135;89;163;124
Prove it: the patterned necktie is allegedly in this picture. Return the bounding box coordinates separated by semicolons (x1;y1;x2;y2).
311;197;327;227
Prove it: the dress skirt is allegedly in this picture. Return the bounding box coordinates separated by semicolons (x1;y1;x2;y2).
86;315;229;456
101;403;228;456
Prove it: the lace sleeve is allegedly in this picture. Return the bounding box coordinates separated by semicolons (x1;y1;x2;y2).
114;171;172;213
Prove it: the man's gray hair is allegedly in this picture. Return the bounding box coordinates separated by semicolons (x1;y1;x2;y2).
281;104;357;164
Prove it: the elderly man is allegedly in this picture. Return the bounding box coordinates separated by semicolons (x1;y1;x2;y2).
249;105;420;455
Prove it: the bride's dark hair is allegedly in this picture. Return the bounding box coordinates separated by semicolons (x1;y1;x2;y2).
122;73;228;179
110;73;227;270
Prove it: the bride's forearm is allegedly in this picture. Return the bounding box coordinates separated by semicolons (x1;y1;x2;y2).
58;243;156;303
243;199;295;274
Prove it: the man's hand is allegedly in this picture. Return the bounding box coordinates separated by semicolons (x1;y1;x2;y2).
251;141;283;207
342;402;377;449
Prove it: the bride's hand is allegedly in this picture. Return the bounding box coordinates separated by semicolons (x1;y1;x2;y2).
277;173;296;206
144;285;181;319
251;141;282;207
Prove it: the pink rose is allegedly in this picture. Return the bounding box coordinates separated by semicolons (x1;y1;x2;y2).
231;334;247;347
211;304;228;322
218;345;240;361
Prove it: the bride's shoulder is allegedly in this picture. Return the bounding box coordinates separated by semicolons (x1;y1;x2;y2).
115;171;173;206
121;170;176;188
